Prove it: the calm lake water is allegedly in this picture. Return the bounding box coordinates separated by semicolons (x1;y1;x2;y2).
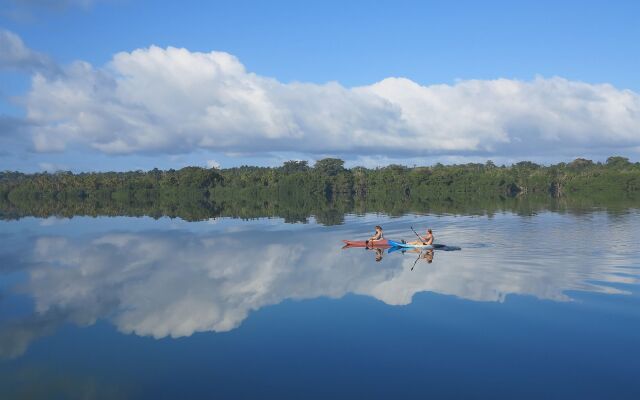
1;209;639;399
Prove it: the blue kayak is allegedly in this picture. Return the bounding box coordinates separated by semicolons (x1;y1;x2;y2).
387;240;461;251
387;239;434;249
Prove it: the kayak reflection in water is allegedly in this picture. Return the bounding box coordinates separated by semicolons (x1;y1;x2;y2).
366;225;384;246
408;228;433;246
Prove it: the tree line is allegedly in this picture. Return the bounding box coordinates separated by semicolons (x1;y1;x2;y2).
1;156;639;223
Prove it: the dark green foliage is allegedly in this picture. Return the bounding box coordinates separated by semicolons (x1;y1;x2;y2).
1;157;639;224
280;160;310;174
606;156;631;169
314;158;345;176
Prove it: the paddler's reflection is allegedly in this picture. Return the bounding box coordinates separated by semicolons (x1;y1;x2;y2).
423;249;434;263
410;248;434;270
373;247;384;262
363;246;384;262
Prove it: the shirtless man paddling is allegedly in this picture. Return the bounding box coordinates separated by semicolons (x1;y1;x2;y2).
408;228;433;246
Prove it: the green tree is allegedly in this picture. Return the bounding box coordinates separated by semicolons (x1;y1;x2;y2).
281;160;310;174
314;158;345;176
606;156;631;169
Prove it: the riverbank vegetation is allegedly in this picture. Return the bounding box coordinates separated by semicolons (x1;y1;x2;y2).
1;157;639;223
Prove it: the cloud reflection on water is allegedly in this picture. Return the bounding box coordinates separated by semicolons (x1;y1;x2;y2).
1;212;639;358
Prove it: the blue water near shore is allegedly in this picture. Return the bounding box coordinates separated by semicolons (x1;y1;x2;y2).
1;211;639;399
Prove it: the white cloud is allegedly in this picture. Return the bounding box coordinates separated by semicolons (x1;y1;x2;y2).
38;162;67;171
206;159;220;169
14;44;640;160
0;29;57;74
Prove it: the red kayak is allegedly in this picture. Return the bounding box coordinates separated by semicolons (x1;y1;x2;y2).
342;239;390;248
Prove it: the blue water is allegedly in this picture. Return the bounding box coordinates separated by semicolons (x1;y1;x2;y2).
1;211;639;399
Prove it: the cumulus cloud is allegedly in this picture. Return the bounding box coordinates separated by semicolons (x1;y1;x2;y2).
0;29;58;74
21;45;640;159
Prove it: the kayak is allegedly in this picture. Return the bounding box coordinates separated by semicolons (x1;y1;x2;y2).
342;239;390;248
387;240;461;251
387;239;434;249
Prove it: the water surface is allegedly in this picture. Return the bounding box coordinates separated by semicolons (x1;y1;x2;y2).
1;210;639;399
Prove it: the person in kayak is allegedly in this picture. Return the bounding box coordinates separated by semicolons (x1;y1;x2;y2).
366;225;384;245
408;228;433;246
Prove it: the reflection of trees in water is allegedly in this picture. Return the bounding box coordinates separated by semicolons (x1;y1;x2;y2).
2;159;640;223
2;189;639;225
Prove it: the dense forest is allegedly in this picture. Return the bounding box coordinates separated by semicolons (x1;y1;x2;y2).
1;156;639;224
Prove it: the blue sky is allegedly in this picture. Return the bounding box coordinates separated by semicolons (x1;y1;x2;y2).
1;0;639;172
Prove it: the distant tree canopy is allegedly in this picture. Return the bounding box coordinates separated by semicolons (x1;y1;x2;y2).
314;158;345;176
1;156;639;222
606;156;631;169
568;158;595;170
280;160;310;174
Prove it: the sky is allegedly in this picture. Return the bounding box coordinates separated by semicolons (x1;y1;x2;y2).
0;0;639;172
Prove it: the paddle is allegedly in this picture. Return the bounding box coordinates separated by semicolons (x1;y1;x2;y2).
410;226;426;245
411;252;421;271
